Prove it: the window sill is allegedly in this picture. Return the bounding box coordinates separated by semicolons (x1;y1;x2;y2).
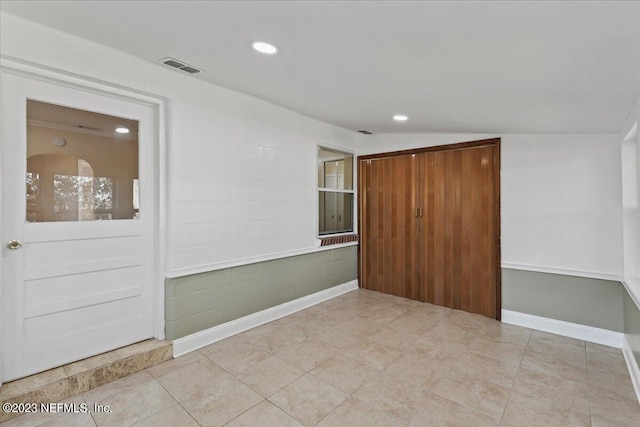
319;234;359;246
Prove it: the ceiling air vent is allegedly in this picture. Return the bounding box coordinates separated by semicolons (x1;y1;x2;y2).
159;57;203;74
358;130;373;135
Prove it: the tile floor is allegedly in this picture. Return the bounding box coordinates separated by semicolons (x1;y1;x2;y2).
5;289;640;426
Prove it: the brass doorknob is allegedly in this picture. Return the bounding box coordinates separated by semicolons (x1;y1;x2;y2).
6;240;22;250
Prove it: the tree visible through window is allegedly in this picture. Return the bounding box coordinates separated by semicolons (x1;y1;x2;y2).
53;175;114;220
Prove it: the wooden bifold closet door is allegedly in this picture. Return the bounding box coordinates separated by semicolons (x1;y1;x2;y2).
358;139;500;319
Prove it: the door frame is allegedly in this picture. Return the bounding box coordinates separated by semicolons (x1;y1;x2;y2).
0;57;168;386
357;138;501;319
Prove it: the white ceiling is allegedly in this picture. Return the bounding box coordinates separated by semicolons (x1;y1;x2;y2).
2;0;639;134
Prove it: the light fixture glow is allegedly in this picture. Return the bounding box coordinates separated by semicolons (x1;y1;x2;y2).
115;127;130;134
393;114;409;122
252;41;279;55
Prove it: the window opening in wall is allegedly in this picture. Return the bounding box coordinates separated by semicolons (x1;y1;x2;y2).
26;99;139;222
318;147;354;235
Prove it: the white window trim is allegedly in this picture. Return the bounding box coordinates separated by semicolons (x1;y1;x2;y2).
316;144;356;239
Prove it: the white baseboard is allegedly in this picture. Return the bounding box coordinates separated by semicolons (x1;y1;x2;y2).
622;336;640;404
501;309;625;348
172;280;359;357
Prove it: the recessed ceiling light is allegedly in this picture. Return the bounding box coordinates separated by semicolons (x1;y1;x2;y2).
115;127;130;134
252;41;279;55
393;114;409;122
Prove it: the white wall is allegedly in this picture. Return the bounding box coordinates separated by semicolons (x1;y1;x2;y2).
357;133;623;279
0;13;358;277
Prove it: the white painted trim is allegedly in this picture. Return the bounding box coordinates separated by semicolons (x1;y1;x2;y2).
172;280;359;357
501;262;621;282
501;309;625;348
622;279;640;312
622;336;640;405
166;241;358;279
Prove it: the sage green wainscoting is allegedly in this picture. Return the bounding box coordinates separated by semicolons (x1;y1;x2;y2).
502;268;624;332
165;246;357;340
623;289;640;366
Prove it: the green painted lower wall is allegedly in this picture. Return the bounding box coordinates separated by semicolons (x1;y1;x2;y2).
502;269;624;332
623;289;640;367
164;246;357;340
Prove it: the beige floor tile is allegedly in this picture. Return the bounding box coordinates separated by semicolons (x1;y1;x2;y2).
310;329;362;350
1;395;89;427
588;367;638;402
317;397;405;427
85;375;176;427
513;367;590;415
586;342;620;354
520;348;588;384
335;317;383;338
181;377;263;427
388;310;444;336
277;340;341;372
225;400;302;427
351;303;407;325
362;326;417;350
500;391;590;427
236;356;305;397
341;341;402;370
429;371;511;422
269;374;348;426
469;335;527;366
132;405;199;427
589;385;640;425
410;392;497;427
590;413;640;427
82;370;152;403
383;352;446;387
403;334;442;357
40;413;96;427
204;340;272;374
310;354;380;394
353;372;425;423
441;350;519;389
197;335;248;358
155;359;232;401
477;322;532;347
241;326;307;353
586;347;629;376
527;338;587;367
530;330;585;348
440;310;490;335
418;322;475;352
147;351;206;378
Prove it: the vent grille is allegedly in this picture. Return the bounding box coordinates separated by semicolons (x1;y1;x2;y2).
357;130;373;135
159;57;203;74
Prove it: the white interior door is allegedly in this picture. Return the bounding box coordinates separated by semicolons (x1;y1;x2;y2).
2;72;156;381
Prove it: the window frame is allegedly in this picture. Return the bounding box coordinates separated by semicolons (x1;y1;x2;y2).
316;144;356;238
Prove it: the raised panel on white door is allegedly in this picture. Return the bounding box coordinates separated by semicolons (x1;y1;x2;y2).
25;236;142;268
21;297;146;378
25;266;143;315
